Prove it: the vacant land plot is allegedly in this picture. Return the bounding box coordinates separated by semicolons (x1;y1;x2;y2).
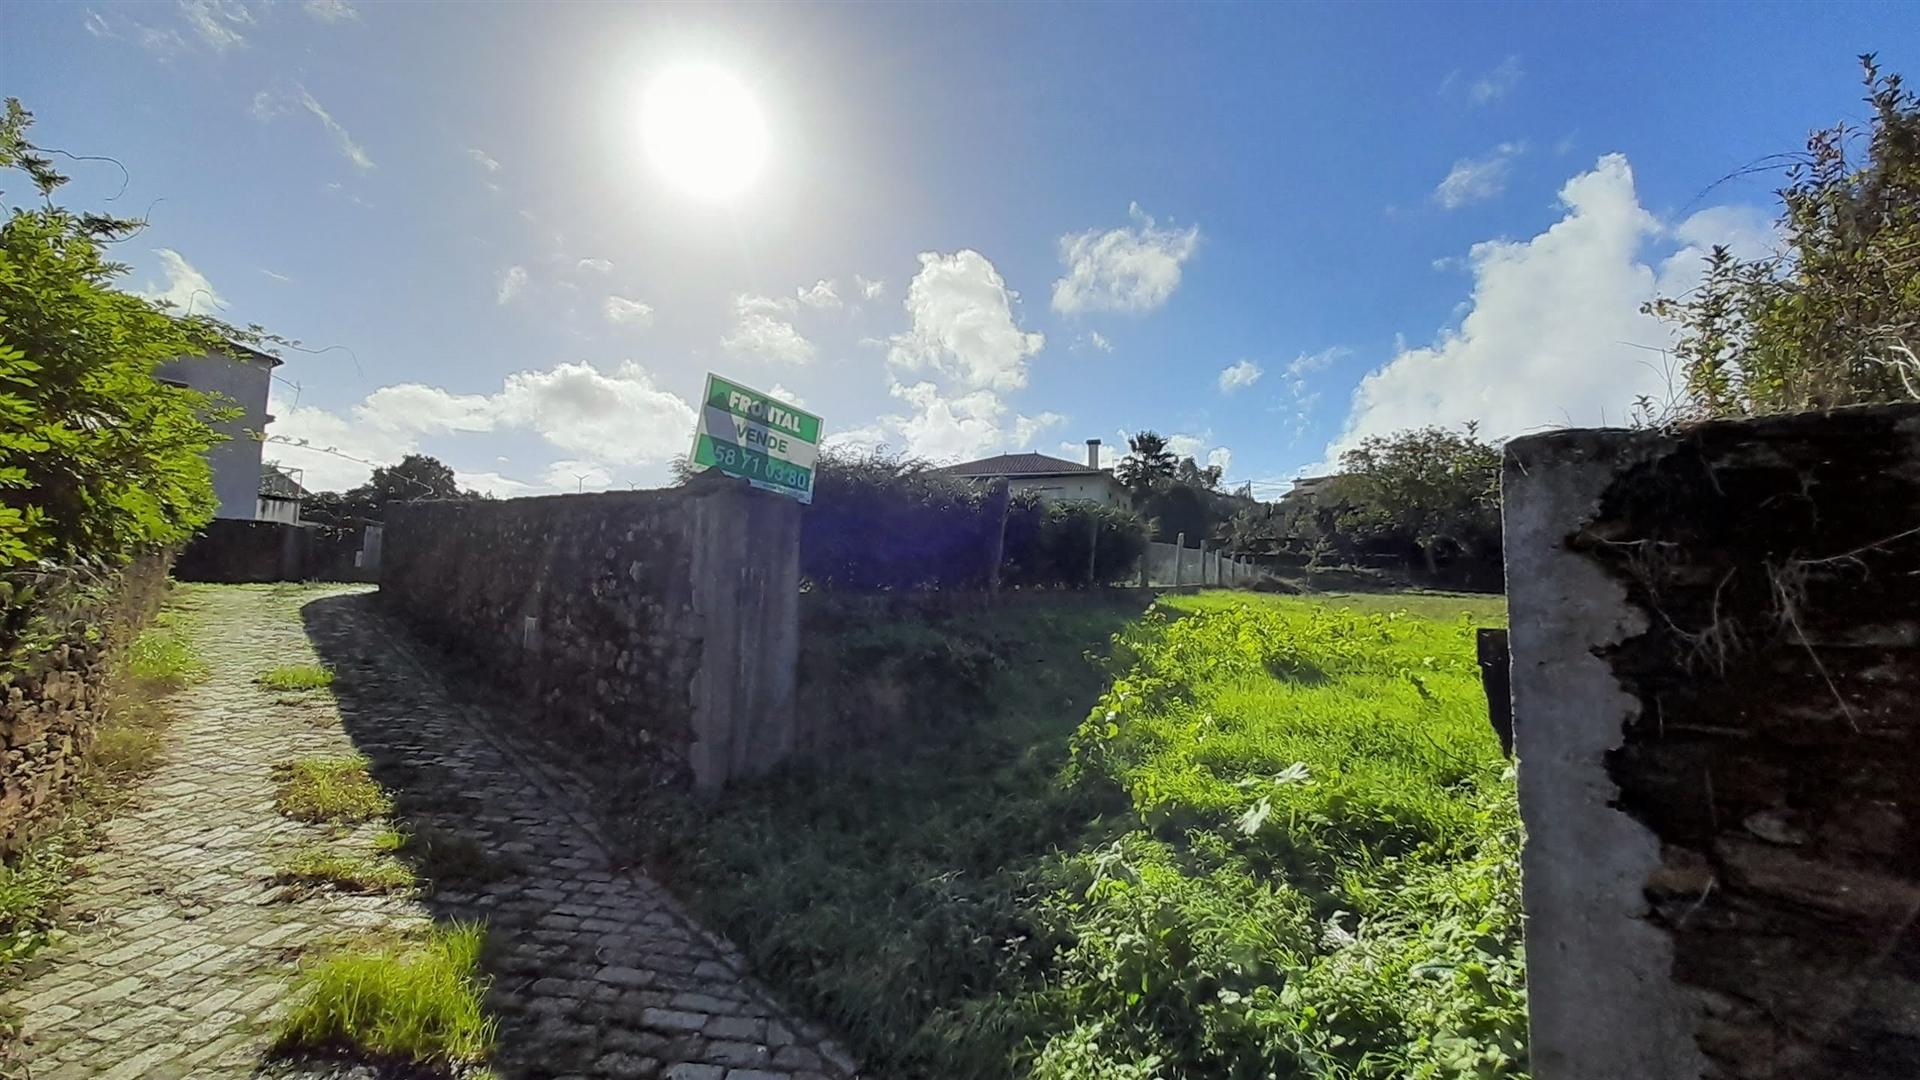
646;588;1522;1079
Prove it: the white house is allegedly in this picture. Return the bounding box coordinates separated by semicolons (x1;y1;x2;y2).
154;344;279;520
932;439;1132;507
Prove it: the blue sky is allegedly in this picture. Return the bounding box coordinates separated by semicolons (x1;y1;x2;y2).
5;1;1914;497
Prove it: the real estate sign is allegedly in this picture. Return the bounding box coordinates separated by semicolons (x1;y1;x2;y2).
688;373;823;504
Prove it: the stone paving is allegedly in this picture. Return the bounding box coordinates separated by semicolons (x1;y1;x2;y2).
3;585;859;1080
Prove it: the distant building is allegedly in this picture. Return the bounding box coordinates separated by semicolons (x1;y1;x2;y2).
153;344;280;520
258;463;307;524
931;439;1132;507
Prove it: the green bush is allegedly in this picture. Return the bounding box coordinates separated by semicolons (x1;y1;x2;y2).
0;98;277;568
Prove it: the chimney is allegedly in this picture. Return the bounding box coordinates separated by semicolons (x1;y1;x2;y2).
1086;438;1102;469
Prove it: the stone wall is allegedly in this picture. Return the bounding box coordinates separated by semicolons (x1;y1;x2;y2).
1503;403;1920;1080
381;482;801;790
174;519;375;583
0;554;170;857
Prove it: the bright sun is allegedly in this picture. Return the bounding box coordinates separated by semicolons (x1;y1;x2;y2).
641;65;769;200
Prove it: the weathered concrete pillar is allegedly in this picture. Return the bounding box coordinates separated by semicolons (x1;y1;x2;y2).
1504;404;1920;1080
1174;532;1185;586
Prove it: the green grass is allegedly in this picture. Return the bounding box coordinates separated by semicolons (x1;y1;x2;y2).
277;845;417;895
274;756;393;823
275;922;496;1068
125;614;210;691
647;591;1524;1079
258;664;336;692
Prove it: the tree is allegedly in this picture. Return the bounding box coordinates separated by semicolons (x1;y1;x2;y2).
1648;55;1920;419
0;99;275;567
1115;431;1177;495
303;453;471;526
1172;455;1223;492
1337;425;1501;575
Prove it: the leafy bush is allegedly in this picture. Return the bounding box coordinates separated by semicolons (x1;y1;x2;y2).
649;592;1523;1078
276;922;496;1067
801;449;1148;591
0;99;278;568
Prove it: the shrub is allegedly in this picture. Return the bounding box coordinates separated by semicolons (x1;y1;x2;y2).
274;756;392;823
0;99;281;568
276;922;496;1067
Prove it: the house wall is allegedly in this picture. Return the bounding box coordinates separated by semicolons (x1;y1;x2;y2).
381;482;802;790
1008;474;1127;506
1503;404;1920;1080
154;352;273;521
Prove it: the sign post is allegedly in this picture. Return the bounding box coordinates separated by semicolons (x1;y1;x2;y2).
688;373;823;504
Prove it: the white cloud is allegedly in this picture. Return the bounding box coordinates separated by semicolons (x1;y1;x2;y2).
296;87;374;171
855;275;885;301
265;360;699;490
137;249;225;314
889;250;1044;391
603;295;654;327
1218;359;1263;394
543;460;612;492
766;384;806;407
1207;447;1233;474
259;267;293;283
1085;331;1114;353
467;147;500;173
723;295;815;364
177;0;249;52
796;279;841;310
302;0;359;23
454;470;539;498
1167;433;1208;461
576;257;612;273
1435;142;1524;209
83;8;111;36
1320;154;1777;467
1052;203;1200;316
1286;346;1343;380
1468;56;1522;105
497;265;528;304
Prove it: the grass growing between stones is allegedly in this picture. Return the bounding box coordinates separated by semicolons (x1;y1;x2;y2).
275;755;393;824
277;844;417;896
647;590;1523;1079
276;921;496;1070
259;664;336;692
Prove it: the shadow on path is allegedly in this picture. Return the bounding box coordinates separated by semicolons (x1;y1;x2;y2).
300;592;856;1080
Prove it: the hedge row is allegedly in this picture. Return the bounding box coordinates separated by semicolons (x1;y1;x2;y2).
800;451;1147;592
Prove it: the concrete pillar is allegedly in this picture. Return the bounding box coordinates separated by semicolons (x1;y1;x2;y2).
1174;532;1185;586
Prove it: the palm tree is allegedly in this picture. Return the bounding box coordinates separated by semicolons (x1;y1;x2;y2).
1116;431;1177;494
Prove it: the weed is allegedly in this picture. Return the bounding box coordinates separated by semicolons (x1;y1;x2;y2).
274;756;392;824
277;845;416;895
125;621;209;690
259;664;335;692
275;922;496;1067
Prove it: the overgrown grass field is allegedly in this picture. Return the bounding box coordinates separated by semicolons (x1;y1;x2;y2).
646;589;1523;1079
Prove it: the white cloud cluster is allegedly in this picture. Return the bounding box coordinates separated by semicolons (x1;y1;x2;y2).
1217;359;1262;394
576;257;612;273
296;87;374;171
137;248;225;314
723;294;815;364
1320;154;1777;467
1434;143;1524;209
889;250;1044;392
178;0;250;52
267;361;697;491
796;279;841;310
467;147;500;173
1052;203;1200;316
1447;56;1523;105
602;295;654;327
855;275;885;301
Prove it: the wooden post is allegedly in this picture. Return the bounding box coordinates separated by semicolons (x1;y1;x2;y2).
1174;532;1185;586
1086;510;1099;588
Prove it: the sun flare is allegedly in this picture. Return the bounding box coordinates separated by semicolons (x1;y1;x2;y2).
641;65;769;200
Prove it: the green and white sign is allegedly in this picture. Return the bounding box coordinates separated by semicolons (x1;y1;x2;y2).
689;373;823;504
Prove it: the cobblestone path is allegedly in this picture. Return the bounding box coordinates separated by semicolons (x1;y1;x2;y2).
4;585;858;1080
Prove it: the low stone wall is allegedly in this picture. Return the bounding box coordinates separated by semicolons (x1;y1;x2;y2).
381;482;801;790
1503;403;1920;1080
0;553;170;857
